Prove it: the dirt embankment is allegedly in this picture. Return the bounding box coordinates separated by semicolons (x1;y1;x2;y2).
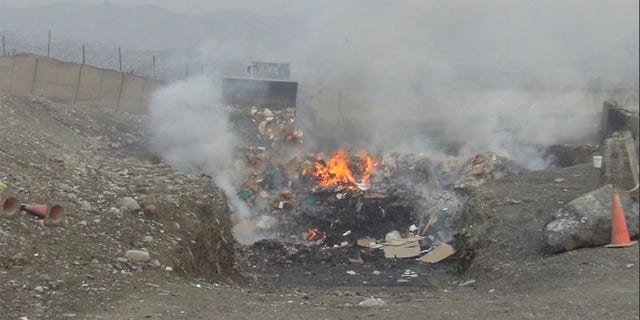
0;96;239;319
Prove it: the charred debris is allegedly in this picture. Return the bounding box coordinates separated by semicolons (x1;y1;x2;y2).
223;102;524;266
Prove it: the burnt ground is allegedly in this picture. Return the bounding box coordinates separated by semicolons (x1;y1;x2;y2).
1;95;638;319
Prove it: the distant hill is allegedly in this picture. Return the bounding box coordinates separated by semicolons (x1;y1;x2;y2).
1;1;637;90
0;2;298;51
0;2;307;79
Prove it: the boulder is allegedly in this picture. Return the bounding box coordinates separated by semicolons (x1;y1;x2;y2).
118;196;141;213
125;249;151;262
543;184;639;252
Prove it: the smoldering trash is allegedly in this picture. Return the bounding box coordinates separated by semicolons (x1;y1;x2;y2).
225;104;523;265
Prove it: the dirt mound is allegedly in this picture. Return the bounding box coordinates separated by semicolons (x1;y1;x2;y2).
0;95;239;319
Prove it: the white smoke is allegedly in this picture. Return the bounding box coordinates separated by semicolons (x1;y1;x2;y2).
148;75;265;244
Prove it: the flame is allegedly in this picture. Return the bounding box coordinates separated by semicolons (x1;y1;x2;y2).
303;227;327;241
305;149;379;191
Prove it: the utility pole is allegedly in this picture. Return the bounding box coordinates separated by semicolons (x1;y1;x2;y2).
82;45;85;64
152;55;156;78
2;35;5;56
118;46;122;71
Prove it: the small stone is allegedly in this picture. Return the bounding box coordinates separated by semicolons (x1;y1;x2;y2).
459;279;476;287
505;198;522;205
165;266;173;272
125;250;150;262
143;204;158;218
346;270;357;275
358;298;386;307
626;263;635;268
34;286;44;293
78;221;88;227
554;178;566;183
372;270;381;275
143;235;154;243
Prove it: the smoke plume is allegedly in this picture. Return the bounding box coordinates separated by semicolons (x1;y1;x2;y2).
281;0;638;168
147;0;637;243
148;76;263;244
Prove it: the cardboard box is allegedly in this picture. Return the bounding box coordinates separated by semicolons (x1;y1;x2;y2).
357;237;378;248
418;243;455;263
383;236;424;259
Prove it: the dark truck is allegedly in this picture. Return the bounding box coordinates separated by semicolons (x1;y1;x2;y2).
222;61;298;109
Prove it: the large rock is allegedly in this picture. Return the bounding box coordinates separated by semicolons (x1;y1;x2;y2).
543;184;639;252
118;196;141;213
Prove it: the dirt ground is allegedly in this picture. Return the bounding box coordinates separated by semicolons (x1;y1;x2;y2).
1;96;638;320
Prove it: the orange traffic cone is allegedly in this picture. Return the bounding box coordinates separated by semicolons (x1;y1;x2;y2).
1;195;19;217
605;192;638;248
20;203;65;225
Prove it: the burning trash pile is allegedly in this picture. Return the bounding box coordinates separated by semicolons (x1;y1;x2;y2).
453;152;522;192
230;106;303;154
227;106;523;263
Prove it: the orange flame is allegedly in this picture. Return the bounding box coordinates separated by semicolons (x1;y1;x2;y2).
306;149;379;191
303;228;327;241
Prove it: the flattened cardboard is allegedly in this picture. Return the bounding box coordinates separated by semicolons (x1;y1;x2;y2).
419;243;455;263
357;238;378;248
383;237;423;259
384;235;425;246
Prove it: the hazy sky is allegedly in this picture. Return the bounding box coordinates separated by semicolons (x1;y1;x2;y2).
0;0;306;15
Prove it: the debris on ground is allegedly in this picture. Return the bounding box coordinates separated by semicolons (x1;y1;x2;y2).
453;152;522;192
419;243;456;263
383;236;424;259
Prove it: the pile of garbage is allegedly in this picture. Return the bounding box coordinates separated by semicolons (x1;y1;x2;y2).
226;106;519;262
453;152;522;192
230;106;302;155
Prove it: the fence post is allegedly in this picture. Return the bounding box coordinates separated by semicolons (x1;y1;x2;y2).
82;45;85;65
2;35;5;56
118;46;122;72
152;55;155;78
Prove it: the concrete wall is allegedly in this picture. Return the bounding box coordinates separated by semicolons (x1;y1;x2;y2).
0;53;163;114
